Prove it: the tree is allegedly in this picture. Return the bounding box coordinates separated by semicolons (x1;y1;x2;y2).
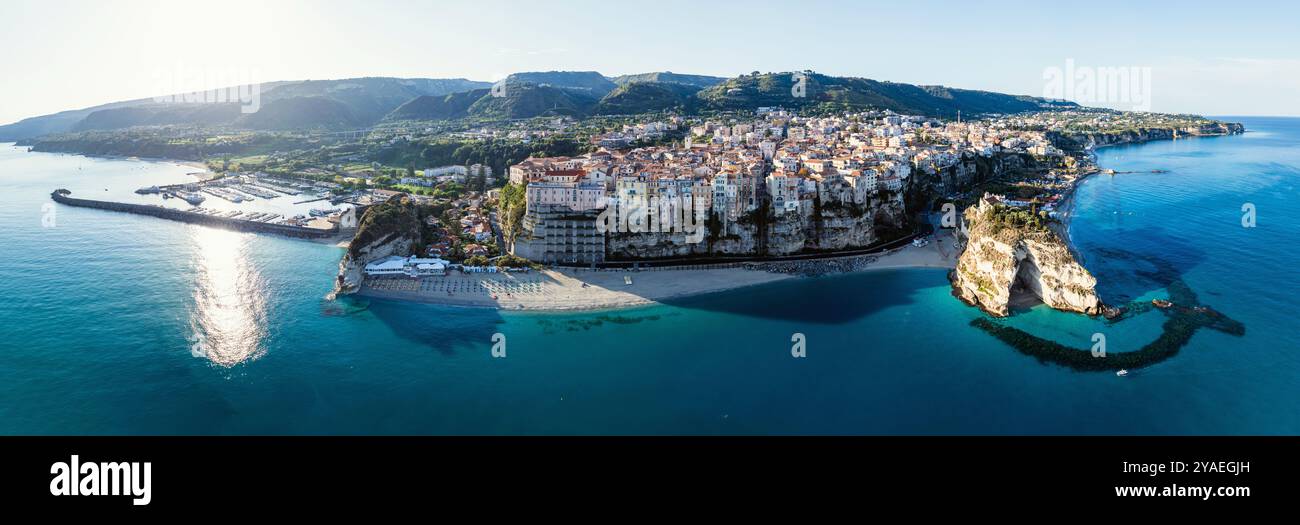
499;182;528;245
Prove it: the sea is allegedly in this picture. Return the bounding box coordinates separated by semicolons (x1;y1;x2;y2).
1;116;1297;435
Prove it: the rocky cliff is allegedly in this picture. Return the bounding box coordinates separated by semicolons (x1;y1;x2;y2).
604;191;908;259
332;195;423;297
605;148;1048;261
907;151;1053;200
950;194;1103;317
1047;122;1245;152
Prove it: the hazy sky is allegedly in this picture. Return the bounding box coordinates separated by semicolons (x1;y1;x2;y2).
2;0;1298;124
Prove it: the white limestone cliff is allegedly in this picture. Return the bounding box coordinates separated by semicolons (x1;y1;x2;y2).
951;194;1102;317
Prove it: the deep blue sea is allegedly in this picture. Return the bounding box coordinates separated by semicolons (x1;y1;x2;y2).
1;117;1297;435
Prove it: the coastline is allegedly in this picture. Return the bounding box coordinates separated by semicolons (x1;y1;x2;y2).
11;144;219;180
351;238;959;312
1050;167;1091;266
345;116;1185;315
365;128;1242;314
1052;129;1244;267
54;148;214;176
22;145;352;242
123;156;218;180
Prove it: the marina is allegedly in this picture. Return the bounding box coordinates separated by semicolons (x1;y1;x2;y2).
134;173;325;208
50;189;341;238
249;179;301;195
120;171;364;237
234;184;280;199
201;186;249;203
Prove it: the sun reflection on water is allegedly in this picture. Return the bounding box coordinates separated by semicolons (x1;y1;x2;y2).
189;227;268;366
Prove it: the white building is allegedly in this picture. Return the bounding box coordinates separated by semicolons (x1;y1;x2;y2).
426;165;468;178
766;172;802;214
363;256;450;277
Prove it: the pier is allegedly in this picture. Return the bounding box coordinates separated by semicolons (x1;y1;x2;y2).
50;189;338;239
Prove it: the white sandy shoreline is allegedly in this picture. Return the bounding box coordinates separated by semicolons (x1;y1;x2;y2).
351;236;960;312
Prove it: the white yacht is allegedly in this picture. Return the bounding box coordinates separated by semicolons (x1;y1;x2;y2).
178;192;206;205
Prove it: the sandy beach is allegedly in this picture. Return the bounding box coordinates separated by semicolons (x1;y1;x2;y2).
90;153;216;179
309;231;355;248
355;234;959;312
177;160;221;180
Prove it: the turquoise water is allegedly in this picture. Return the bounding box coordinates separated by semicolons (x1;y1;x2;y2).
1;118;1297;435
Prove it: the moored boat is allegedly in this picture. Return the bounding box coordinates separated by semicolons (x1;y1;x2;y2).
178;192;205;205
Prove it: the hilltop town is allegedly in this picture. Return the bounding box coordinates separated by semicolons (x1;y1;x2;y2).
308;105;1242;312
498;108;1241;266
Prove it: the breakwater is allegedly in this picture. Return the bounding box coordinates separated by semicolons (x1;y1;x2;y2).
50;189;337;239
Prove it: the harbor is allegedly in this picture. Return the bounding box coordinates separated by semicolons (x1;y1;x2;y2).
93;171;371;238
51;189;346;239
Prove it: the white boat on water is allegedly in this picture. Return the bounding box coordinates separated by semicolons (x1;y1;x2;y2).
1116;369;1128;377
178;192;205;205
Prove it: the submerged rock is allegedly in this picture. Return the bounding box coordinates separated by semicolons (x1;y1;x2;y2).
950;193;1102;317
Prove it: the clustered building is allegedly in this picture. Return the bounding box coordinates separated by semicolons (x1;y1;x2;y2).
509;109;1069;264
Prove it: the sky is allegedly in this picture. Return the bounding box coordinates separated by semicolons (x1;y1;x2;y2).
1;0;1298;124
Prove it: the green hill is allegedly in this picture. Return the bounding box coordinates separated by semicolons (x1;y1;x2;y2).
2;70;1082;140
261;77;488;123
467;82;600;119
611;72;725;88
0;95;197;141
594;81;702;115
385;89;491;121
235;96;363;129
698;72;1075;117
0;77;489;139
504;71;618;98
73;103;243;131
